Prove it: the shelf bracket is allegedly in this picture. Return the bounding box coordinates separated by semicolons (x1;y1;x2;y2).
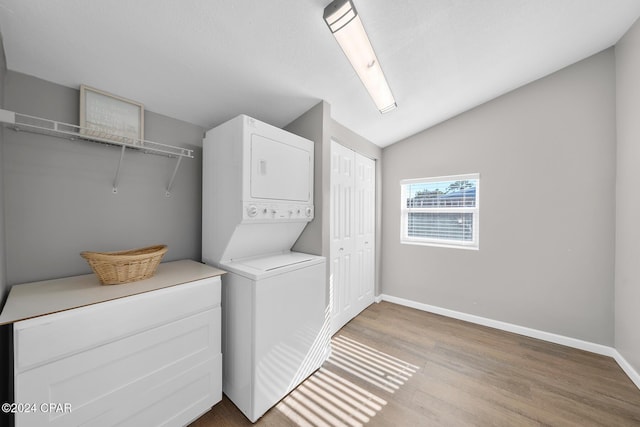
113;145;126;194
165;156;183;197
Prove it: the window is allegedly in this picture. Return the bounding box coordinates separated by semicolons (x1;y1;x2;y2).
400;173;479;249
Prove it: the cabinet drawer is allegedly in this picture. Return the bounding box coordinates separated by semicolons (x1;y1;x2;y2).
15;307;221;427
15;277;221;372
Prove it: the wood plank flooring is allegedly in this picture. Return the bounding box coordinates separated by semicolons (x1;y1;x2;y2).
191;301;640;426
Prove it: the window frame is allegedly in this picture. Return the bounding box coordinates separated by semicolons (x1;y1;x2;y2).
400;173;480;250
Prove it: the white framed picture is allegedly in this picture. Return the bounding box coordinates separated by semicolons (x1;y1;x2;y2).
79;85;144;144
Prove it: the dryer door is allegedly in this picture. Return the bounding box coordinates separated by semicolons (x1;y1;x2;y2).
250;134;311;202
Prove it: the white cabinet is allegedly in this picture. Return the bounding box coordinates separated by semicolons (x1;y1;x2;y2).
0;260;224;427
330;141;375;334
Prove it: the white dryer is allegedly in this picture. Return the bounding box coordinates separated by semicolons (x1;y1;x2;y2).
202;115;329;422
202;115;316;265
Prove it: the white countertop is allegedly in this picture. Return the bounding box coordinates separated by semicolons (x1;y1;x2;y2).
0;259;225;325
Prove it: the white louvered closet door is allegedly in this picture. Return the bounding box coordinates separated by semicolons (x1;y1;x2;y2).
353;151;375;316
330;140;375;335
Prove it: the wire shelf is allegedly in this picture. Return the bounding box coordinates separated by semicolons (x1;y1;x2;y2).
0;108;195;195
1;109;194;159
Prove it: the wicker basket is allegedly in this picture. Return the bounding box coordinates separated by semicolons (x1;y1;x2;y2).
80;245;168;285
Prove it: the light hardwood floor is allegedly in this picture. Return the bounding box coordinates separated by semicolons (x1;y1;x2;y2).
191;301;640;426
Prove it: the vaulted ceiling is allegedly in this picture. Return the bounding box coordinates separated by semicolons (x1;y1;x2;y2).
1;0;639;147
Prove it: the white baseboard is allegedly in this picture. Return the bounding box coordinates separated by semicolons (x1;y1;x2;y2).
612;350;640;390
377;294;640;390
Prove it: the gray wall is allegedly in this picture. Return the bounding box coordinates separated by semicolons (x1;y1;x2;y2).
285;101;330;257
615;18;640;372
381;50;616;345
0;30;10;427
285;102;383;296
0;32;6;299
3;72;204;285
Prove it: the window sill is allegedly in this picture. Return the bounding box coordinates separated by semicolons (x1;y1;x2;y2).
400;240;479;251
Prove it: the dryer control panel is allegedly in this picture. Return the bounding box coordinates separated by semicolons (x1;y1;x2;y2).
243;202;313;222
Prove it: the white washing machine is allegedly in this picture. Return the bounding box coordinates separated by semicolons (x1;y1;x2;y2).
202;115;329;422
219;252;328;422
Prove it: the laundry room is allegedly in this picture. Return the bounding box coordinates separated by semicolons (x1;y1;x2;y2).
1;1;640;426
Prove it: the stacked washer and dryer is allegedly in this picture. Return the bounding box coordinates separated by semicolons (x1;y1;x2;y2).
202;115;330;422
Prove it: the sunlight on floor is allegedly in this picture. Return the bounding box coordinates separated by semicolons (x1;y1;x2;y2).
276;335;419;426
328;335;420;393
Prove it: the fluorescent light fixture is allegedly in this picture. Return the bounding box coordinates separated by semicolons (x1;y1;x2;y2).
323;0;397;113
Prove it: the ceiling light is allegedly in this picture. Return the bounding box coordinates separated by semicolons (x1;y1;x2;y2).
323;0;397;114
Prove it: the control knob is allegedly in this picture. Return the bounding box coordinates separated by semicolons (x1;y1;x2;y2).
305;207;313;217
246;205;258;218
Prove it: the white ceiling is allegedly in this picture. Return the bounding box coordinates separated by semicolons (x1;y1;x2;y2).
0;0;639;147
